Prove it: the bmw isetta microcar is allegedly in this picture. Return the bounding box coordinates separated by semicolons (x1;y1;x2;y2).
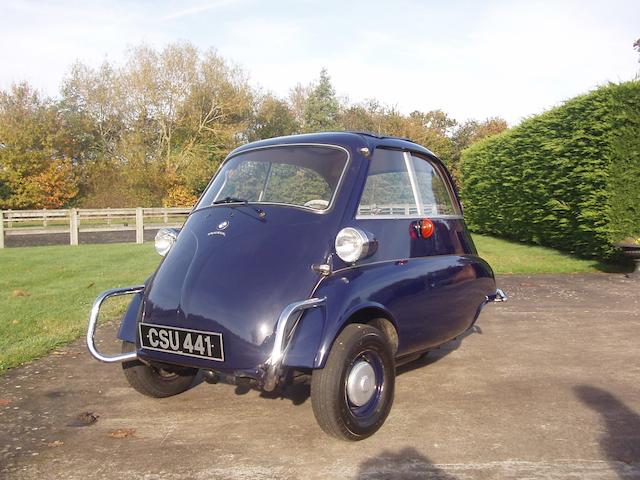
87;132;505;440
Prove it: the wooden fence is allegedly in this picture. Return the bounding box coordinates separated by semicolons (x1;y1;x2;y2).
0;207;191;248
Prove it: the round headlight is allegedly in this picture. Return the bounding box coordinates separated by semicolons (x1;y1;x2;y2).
335;227;376;263
154;228;179;257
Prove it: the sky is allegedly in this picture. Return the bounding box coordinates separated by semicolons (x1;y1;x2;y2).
0;0;638;125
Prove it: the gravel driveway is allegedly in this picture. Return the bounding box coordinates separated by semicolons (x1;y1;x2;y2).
1;274;639;479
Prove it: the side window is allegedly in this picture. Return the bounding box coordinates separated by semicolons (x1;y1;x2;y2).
358;149;418;216
410;155;459;216
357;149;460;217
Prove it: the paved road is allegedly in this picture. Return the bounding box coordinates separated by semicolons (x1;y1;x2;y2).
1;275;639;479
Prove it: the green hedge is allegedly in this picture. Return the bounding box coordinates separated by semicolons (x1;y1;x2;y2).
460;81;640;259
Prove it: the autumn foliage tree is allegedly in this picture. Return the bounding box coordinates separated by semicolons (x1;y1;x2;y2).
0;42;508;209
249;94;299;141
27;158;78;208
59;43;254;207
0;83;79;208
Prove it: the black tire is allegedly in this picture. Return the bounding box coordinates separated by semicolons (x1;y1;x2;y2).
121;341;198;398
311;324;395;441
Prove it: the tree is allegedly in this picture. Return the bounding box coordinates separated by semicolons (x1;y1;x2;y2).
59;42;255;206
288;83;311;127
339;100;385;133
303;69;340;132
0;83;76;208
453;117;508;152
26;158;78;208
1;42;516;209
449;117;508;184
248;94;299;140
165;184;198;207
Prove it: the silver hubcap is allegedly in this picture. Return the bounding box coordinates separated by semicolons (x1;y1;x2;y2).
346;360;376;406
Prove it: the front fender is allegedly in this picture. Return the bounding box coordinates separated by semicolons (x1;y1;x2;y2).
283;293;395;369
309;271;401;369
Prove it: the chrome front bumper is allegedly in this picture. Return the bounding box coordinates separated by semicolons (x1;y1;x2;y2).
88;285;324;392
86;285;145;363
263;297;326;391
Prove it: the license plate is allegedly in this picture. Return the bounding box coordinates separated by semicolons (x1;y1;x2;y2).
139;323;224;361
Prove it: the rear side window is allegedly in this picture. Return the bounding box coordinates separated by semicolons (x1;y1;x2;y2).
410;155;458;216
357;149;459;217
358;149;418;216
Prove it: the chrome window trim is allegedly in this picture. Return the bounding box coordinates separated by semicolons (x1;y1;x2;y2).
355;214;464;220
194;143;351;215
403;151;424;216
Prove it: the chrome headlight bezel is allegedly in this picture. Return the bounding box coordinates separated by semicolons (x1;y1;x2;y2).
334;227;377;263
154;228;179;257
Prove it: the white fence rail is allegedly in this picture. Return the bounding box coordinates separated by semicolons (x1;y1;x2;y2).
0;207;191;248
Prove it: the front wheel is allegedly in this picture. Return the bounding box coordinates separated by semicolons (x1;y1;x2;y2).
311;324;395;441
121;341;198;398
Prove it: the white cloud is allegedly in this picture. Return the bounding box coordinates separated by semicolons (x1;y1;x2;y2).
160;0;245;21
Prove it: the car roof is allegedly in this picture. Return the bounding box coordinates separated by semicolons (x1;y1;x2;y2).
229;131;437;159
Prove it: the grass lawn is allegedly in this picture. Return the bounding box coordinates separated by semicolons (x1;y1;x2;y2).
0;243;159;372
0;236;626;372
472;234;626;274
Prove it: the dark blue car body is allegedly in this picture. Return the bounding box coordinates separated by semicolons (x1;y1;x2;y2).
87;131;506;439
114;132;498;384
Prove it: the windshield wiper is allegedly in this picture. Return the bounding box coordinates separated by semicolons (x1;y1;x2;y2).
212;196;249;205
211;196;266;219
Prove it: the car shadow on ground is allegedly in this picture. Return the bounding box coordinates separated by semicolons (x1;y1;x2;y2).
227;326;481;406
356;446;457;479
190;371;311;406
395;326;481;376
257;382;310;405
574;385;640;478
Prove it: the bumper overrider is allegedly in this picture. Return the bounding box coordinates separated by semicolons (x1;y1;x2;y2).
86;285;326;391
486;288;508;303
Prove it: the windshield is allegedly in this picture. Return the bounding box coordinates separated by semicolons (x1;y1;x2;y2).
196;145;349;212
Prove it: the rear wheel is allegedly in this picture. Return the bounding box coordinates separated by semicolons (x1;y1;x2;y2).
311;324;395;441
121;341;198;398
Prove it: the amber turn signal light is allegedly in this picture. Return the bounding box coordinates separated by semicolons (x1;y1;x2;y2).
418;218;435;239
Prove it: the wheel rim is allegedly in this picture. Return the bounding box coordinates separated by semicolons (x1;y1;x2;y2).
347;360;376;406
345;351;384;417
